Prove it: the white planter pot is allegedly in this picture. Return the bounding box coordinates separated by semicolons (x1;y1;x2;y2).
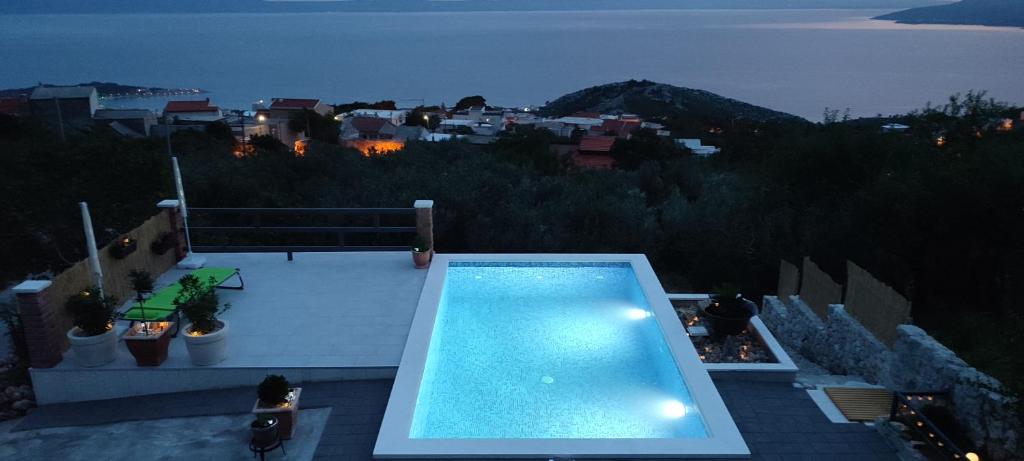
183;320;229;366
66;327;117;367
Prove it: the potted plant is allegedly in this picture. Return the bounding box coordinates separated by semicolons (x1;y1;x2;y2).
150;232;176;255
252;374;302;440
174;274;231;366
123;270;174;367
702;284;757;337
250;415;280;448
412;235;432;269
65;287;118;367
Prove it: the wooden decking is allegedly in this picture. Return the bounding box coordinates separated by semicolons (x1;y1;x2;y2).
824;386;894;422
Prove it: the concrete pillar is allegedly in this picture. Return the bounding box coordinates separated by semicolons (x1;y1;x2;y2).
13;280;63;368
414;200;434;252
157;199;186;261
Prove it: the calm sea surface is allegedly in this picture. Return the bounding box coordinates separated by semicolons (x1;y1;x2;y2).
1;9;1021;119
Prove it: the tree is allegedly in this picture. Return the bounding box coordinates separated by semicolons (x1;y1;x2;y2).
609;128;679;170
288;109;340;144
454;95;486;111
406;107;442;130
333;100;397;113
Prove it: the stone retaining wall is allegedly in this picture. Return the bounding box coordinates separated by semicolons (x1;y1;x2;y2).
890;325;1019;460
762;295;1020;459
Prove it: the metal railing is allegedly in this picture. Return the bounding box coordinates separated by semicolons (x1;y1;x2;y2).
889;391;974;460
188;207;418;258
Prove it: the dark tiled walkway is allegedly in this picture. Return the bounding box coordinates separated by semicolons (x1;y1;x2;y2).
18;379;897;460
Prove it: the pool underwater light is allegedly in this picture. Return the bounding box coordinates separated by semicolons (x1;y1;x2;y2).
662;400;687;419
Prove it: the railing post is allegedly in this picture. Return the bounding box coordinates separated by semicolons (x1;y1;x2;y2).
414;200;434;251
13;280;63;369
157;199;186;261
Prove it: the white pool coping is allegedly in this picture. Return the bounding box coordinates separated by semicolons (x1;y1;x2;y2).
374;254;749;458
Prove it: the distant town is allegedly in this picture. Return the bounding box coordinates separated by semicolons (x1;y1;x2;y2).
0;84;725;170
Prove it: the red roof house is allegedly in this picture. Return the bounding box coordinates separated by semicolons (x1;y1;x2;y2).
163;98;220;114
573;135;617;169
345;117;398;140
578;135;617;154
592;119;640;138
269;98;322;110
0;96;27;116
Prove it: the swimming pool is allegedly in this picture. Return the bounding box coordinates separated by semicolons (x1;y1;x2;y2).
375;255;748;458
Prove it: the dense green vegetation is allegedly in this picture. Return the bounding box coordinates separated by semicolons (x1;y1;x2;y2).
0;91;1021;407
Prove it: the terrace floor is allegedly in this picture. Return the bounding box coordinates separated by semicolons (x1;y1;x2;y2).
57;252;428;370
10;378;898;460
32;252;427;404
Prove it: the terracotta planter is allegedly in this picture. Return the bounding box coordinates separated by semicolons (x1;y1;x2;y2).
66;327;117;367
124;322;174;367
413;250;431;269
253;387;302;440
182;320;229;366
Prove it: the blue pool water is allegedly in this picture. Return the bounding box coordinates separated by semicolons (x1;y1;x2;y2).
410;262;708;439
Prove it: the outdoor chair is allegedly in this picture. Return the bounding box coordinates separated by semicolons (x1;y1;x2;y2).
118;267;243;336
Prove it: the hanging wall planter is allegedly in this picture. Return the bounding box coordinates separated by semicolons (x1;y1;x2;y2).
110;237;138;259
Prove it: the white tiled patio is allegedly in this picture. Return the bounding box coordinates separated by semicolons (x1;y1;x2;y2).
31;252;428;403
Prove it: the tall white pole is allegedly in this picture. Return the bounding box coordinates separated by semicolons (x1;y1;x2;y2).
172;157;193;254
79;202;104;297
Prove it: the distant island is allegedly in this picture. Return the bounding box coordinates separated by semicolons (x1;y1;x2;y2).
876;0;1024;28
543;80;804;125
0;0;946;15
0;82;204;99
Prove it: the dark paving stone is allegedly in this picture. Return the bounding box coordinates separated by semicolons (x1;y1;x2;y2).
17;377;898;460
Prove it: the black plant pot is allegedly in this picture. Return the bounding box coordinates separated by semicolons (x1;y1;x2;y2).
702;302;755;337
150;236;172;255
250;417;280;448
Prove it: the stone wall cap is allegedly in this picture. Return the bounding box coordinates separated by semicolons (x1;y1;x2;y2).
13;280;52;294
157;199;181;208
413;200;434;209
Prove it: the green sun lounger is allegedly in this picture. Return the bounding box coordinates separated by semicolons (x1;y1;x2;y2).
120;267;243;322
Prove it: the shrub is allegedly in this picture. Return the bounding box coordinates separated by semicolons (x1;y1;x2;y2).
257;374;291;406
412;235;431;253
173;275;230;335
0;302;29;385
128;269;154;294
708;283;752;318
65;287;116;336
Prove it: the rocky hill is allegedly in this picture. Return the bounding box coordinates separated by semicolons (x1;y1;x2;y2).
0;82;202;99
542;80;804;125
875;0;1024;28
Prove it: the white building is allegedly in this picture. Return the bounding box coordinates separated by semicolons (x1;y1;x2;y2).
677;138;720;156
346;109;408;126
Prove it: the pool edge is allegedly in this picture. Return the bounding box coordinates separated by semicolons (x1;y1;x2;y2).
373;254;751;459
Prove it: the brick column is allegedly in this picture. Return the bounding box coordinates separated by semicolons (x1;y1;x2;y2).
13;280;63;368
157;199;187;261
414;200;434;252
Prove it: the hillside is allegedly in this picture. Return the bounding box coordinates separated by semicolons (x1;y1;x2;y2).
542;80;805;126
876;0;1024;28
0;0;947;15
0;82;202;98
